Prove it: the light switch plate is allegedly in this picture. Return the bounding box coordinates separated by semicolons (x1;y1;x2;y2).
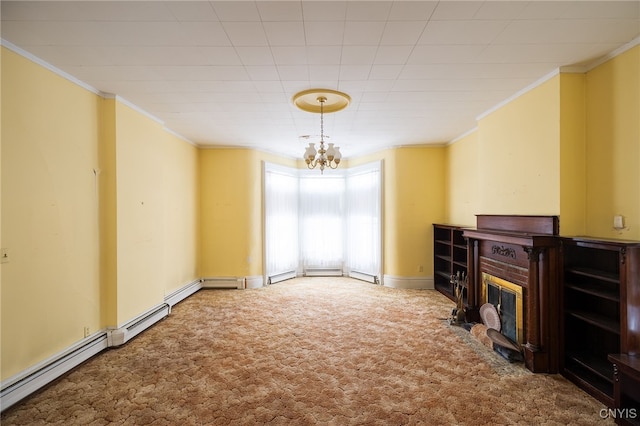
614;215;624;229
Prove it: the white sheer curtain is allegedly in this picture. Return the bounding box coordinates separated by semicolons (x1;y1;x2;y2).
264;162;381;281
264;164;299;281
299;174;345;271
346;162;382;281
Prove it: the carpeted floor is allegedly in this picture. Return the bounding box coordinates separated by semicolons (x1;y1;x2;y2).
2;277;611;425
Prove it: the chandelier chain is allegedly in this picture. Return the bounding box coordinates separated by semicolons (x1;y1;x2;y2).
320;97;324;142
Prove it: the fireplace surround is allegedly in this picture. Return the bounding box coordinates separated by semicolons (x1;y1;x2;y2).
463;215;561;373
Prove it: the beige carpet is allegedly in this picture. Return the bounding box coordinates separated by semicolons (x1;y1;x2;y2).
2;277;610;425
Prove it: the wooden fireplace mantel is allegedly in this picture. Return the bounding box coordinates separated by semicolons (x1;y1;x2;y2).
463;215;561;373
437;215;640;404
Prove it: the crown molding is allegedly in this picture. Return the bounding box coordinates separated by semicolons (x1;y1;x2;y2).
586;36;640;72
1;40;199;146
1;39;102;96
105;93;165;126
476;68;561;122
468;36;640;140
449;126;479;145
163;127;198;147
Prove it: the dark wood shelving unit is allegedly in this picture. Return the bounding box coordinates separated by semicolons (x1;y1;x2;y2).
561;237;640;409
565;282;620;302
566;310;621;335
608;354;640;425
433;224;469;303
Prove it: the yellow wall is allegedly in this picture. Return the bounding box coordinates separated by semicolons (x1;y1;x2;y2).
199;149;296;278
113;101;199;325
447;46;639;239
99;98;118;327
2;39;639;385
559;73;587;236
199;146;445;280
446;131;479;227
159;132;200;296
0;44;4;369
585;46;640;240
1;48;102;378
199;149;257;277
477;77;561;216
387;147;446;277
1;47;199;380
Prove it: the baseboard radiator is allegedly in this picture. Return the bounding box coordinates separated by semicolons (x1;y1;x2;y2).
164;279;202;307
268;270;297;285
0;332;109;412
303;268;343;277
201;277;245;289
349;271;379;284
0;279;202;412
106;303;171;347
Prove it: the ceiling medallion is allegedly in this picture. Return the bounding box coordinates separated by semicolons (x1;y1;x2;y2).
293;89;351;174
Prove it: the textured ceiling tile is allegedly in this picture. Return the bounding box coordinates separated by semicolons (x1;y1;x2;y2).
257;1;303;21
263;21;306;46
301;1;347;21
388;1;438;21
419;20;509;45
345;1;392;21
2;0;638;157
212;1;261;21
222;22;268;46
343;21;386;45
373;45;413;65
380;21;427;46
304;21;345;46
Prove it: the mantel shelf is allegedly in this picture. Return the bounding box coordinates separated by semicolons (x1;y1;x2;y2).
462;228;557;247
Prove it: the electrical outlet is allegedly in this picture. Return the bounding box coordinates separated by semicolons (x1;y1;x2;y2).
83;327;90;338
418;265;424;272
614;215;625;230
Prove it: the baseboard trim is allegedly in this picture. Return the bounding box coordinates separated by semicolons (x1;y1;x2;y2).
201;277;244;289
164;279;203;307
0;278;201;412
0;274;431;411
0;332;109;412
383;275;434;289
304;268;343;277
107;303;171;347
349;271;379;284
267;271;296;285
245;275;264;289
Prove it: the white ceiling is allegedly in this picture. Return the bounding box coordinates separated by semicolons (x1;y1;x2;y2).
2;1;639;158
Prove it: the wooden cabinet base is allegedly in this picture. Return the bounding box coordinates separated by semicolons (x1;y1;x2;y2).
608;354;640;425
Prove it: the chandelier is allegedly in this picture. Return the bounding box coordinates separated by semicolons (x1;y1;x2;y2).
293;89;351;174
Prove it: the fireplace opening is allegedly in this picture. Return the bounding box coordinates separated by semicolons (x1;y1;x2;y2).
482;273;524;345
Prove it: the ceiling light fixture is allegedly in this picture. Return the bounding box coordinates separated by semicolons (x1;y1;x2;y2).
293;89;350;174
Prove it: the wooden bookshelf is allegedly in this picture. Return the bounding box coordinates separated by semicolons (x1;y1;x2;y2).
561;237;640;407
433;224;469;304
